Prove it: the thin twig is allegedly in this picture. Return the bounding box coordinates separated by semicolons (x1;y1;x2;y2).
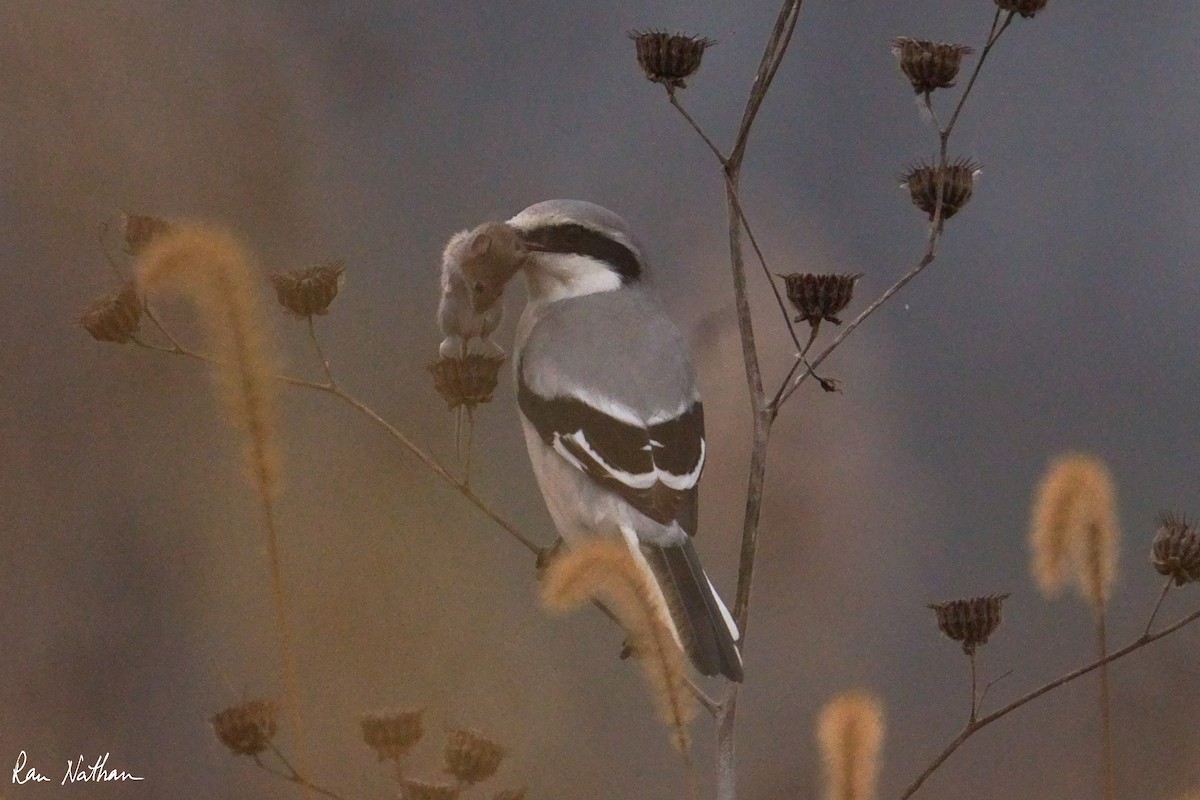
307;316;335;386
898;605;1200;800
1143;577;1172;637
667;92;808;359
975;668;1014;716
255;743;357;800
135;317;542;554
668;91;728;165
776;10;1016;409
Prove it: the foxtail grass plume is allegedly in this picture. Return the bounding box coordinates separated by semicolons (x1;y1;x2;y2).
541;539;695;754
134;223;281;499
817;691;885;800
1029;454;1121;607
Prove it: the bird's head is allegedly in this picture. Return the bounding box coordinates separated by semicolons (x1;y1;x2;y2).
508;199;646;303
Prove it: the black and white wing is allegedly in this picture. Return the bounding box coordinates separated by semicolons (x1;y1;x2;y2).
516;360;705;536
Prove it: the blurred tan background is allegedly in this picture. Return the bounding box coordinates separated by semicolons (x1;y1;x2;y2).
3;2;1200;798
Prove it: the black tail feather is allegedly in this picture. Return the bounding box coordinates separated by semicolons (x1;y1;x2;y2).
643;540;743;682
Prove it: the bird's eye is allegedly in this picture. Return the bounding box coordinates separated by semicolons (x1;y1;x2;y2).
473;281;485;293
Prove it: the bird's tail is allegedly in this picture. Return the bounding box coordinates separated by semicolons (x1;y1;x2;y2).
641;540;744;682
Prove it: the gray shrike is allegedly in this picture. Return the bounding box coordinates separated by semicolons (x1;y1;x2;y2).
509;199;743;681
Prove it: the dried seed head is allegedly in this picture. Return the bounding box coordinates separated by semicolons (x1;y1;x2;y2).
360;708;424;761
1152;512;1200;586
268;260;346;318
891;38;973;94
492;789;528;800
400;778;461;800
122;212;173;255
777;273;863;328
209;699;278;756
444;728;506;785
901;159;981;221
928;594;1010;654
628;30;715;90
995;0;1049;18
78;282;142;343
428;353;506;411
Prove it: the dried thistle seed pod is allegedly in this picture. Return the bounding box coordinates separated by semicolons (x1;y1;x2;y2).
444;728;506;785
627;30;715;90
891;37;973;94
78;282;143;343
268;260;346;318
359;708;424;761
777;272;862;327
400;778;461;800
1152;512;1200;586
901;158;981;221
428;353;506;411
995;0;1049;18
121;212;173;255
209;699;278;756
928;593;1010;654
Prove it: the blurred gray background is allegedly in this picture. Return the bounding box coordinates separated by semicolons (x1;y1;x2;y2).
3;2;1199;798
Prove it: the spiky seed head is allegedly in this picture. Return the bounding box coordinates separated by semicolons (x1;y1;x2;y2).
360;708;424;761
427;353;506;411
901;159;981;221
209;699;278;756
268;260;346;318
891;38;973;94
79;282;142;343
1152;512;1200;586
777;272;863;327
995;0;1049;18
400;778;461;800
928;594;1010;654
121;212;172;255
628;30;715;90
443;728;506;785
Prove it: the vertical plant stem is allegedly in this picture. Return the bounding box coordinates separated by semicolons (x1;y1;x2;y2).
968;650;979;723
716;688;738;800
1096;606;1116;800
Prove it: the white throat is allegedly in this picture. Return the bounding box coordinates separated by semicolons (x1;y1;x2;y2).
521;252;622;306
